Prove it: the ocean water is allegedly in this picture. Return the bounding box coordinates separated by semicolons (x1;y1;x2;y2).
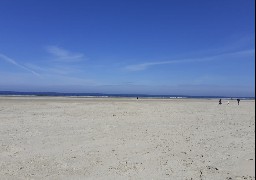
0;91;254;100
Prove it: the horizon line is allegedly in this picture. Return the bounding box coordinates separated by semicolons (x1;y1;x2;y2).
0;90;255;98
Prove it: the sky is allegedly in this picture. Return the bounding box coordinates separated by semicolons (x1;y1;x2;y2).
0;0;255;96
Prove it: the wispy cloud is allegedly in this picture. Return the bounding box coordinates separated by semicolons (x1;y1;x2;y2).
46;46;84;62
0;53;40;76
125;49;255;71
25;63;81;75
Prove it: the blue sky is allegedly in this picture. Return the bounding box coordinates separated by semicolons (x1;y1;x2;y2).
0;0;255;96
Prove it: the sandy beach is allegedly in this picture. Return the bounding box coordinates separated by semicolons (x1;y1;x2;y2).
0;97;255;180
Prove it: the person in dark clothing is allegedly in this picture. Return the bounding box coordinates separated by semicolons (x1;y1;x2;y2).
237;99;240;105
219;99;222;105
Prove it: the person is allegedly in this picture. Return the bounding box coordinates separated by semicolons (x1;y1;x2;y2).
219;99;222;105
227;101;229;105
237;99;240;105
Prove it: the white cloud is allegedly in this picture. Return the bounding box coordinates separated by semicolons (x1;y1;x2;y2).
25;63;77;75
46;46;84;62
0;53;40;76
125;49;255;71
125;60;192;71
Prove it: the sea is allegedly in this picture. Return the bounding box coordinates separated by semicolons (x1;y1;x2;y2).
0;91;254;100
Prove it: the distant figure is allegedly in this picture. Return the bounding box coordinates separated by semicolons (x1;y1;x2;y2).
237;99;240;105
227;101;229;105
137;97;138;100
219;99;222;105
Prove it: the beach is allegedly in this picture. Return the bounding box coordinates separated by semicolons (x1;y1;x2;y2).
0;97;255;179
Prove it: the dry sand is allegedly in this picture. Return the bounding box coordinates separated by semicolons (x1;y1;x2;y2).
0;97;255;180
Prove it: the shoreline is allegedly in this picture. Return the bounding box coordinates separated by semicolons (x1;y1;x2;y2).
0;95;254;100
0;91;254;100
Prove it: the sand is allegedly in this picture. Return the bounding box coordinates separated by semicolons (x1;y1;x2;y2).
0;97;255;180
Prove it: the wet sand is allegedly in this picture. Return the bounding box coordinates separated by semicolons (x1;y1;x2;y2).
0;97;255;179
